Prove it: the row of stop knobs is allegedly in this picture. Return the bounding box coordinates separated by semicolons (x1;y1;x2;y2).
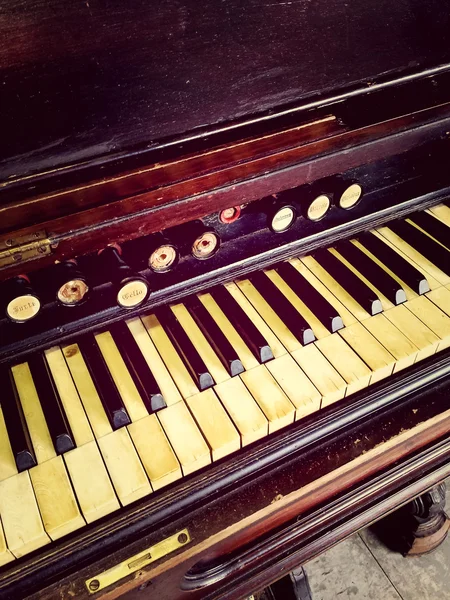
266;180;363;233
1;226;221;323
2;180;362;323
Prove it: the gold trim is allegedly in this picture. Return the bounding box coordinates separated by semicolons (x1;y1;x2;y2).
85;529;191;594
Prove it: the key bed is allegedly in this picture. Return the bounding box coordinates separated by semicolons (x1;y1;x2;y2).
2;203;450;561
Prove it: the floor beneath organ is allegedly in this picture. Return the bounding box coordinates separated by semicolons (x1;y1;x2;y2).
304;521;450;600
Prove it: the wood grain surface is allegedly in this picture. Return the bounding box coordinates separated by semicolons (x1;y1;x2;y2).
1;0;449;183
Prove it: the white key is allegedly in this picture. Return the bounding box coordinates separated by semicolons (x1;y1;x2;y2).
266;354;322;420
214;377;268;445
157;402;211;475
186;389;241;460
94;332;148;422
127;317;182;406
141;314;199;398
63;343;152;506
10;362;85;540
240;366;296;433
45;347;119;523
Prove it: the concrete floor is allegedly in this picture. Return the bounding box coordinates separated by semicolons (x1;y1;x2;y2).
304;488;450;600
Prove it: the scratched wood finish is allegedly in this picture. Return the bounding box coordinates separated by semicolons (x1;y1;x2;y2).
1;0;449;186
0;77;448;236
0;101;449;283
0;116;341;235
1;66;450;241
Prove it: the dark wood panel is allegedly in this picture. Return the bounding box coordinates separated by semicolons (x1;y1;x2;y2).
1;0;450;182
0;116;341;234
1;100;449;283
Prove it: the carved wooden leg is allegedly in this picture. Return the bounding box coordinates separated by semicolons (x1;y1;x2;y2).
372;482;449;556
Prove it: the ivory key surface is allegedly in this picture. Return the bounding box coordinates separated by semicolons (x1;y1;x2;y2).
29;456;85;540
11;362;55;464
141;314;199;399
405;296;450;350
240;365;296;433
300;255;370;322
376;227;449;287
128;414;182;490
63;343;112;439
127;318;182;406
350;239;418;301
198;293;259;370
97;429;151;505
95;331;148;421
314;334;372;396
170;304;230;383
0;472;50;557
265;269;330;339
225;281;287;357
236;278;302;353
0;519;13;566
266;354;322;420
328;247;395;312
289;257;356;326
157;402;211;475
428;286;450;317
371;229;440;290
427;204;450;227
384;304;439;360
214;377;268;445
45;347;94;447
363;314;418;372
64;441;119;523
292;343;347;407
338;322;395;384
10;360;86;541
186;389;241;460
64;343;152;504
0;407;18;483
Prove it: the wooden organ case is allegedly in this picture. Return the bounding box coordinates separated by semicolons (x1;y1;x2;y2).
2;0;450;598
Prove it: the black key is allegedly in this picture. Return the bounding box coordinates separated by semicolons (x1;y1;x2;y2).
110;322;166;413
275;262;344;333
28;354;75;454
249;270;316;344
313;248;382;316
155;306;215;391
408;211;450;252
389;220;450;277
357;231;430;295
0;367;36;471
77;335;131;429
210;285;274;363
185;296;244;376
335;239;407;305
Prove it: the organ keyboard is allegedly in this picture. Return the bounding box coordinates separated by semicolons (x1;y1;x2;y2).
3;1;450;597
1;206;450;567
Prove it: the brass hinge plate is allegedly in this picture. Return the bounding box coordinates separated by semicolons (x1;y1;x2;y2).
0;231;51;268
85;529;191;594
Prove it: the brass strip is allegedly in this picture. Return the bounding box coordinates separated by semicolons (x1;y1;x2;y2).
85;529;191;594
